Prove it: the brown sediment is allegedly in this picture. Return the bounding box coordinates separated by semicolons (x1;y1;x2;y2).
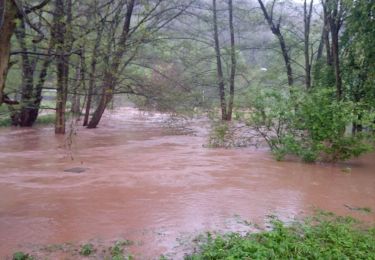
0;108;374;259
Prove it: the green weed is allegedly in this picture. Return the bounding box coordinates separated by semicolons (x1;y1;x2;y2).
186;213;375;259
80;243;94;256
12;252;34;260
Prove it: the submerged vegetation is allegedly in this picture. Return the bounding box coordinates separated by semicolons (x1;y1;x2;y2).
248;87;373;162
186;213;375;259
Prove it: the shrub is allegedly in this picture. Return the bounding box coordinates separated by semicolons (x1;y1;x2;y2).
207;121;233;148
80;243;94;256
12;252;34;260
248;87;373;162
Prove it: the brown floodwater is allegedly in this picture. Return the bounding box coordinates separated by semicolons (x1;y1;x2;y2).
0;107;374;259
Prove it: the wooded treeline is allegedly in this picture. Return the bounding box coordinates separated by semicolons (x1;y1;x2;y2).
0;0;374;161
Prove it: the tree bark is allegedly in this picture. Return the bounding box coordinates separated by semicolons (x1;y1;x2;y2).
325;0;343;100
54;0;68;134
71;60;81;116
212;0;227;121
227;0;236;121
304;0;314;90
0;0;18;105
13;19;37;126
322;1;333;65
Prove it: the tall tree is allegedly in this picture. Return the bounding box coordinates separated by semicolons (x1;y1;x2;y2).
303;0;314;90
87;0;135;128
54;0;73;134
324;0;345;100
227;0;236;120
212;0;227;121
258;0;294;86
0;0;18;104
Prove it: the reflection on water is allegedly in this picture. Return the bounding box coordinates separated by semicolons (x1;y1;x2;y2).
0;107;374;258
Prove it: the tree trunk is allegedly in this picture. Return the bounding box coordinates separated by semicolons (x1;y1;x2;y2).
227;0;236;121
13;19;37;126
87;0;135;128
212;0;227;121
331;26;342;100
54;0;68;134
29;16;58;125
304;0;313;90
83;23;103;126
316;22;325;60
322;2;333;65
71;67;81;116
326;0;343;100
258;0;293;86
0;0;18;105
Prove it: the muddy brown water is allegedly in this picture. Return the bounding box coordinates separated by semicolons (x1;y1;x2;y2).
0;108;374;259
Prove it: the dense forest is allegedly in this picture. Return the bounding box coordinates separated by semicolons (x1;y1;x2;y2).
0;0;374;162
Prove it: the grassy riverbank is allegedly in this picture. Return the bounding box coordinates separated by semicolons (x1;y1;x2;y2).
186;212;375;259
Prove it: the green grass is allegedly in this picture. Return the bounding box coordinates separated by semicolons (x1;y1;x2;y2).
0;113;56;127
35;114;55;125
186;213;375;259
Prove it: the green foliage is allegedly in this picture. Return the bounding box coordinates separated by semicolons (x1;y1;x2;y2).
80;243;94;256
249;87;373;162
186;214;375;259
342;0;375;107
0;113;56;128
35;114;56;125
313;60;335;90
12;252;34;260
207;121;233;148
0;117;12;127
110;240;133;260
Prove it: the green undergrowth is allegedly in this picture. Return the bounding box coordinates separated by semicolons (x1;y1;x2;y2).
186;212;375;259
35;114;55;125
1;112;80;128
0;114;56;127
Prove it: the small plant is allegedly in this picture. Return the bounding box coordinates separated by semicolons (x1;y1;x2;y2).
110;240;133;260
111;243;123;257
12;252;34;260
207;121;233;148
80;243;94;256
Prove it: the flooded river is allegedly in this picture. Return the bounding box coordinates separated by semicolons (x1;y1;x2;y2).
0;108;374;259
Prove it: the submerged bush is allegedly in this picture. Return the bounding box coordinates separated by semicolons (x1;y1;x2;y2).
248;87;373;162
186;213;375;259
80;243;94;256
12;252;34;260
208;121;232;148
207;121;253;148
